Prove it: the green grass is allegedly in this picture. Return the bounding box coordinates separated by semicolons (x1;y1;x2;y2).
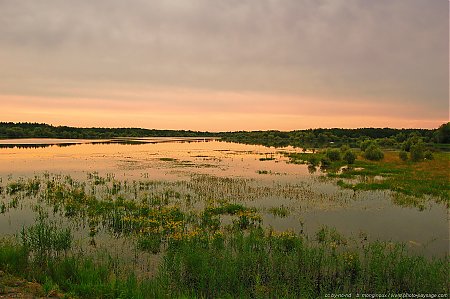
0;226;448;298
288;150;450;204
330;152;450;203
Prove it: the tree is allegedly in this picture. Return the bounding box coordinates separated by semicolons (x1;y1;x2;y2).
326;149;341;161
364;144;384;161
343;150;356;164
410;141;425;162
360;140;376;151
320;157;331;168
402;135;421;152
434;122;450;143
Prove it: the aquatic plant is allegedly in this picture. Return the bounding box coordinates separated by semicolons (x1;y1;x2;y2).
20;212;72;265
267;205;290;218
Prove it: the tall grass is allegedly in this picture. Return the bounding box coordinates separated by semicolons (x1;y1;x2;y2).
161;228;448;298
0;226;447;298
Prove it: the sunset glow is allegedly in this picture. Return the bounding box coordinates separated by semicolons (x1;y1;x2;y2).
0;0;448;130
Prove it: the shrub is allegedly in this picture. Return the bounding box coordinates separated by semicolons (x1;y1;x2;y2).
343;150;356;164
364;145;384;161
410;142;425;162
402;136;421;152
326;149;341;162
399;151;408;161
424;150;434;160
360;140;376;151
308;155;320;167
320;157;331;168
340;145;350;152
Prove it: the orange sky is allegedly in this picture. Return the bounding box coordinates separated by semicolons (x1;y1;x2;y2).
0;1;448;131
1;89;446;131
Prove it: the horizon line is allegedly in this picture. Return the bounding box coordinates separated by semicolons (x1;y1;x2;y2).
1;121;446;133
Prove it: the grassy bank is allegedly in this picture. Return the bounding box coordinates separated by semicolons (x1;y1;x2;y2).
1;226;448;299
288;151;450;204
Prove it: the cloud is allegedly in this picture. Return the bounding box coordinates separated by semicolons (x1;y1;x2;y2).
0;0;447;129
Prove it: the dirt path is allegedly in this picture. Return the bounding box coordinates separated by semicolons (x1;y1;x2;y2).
0;271;63;299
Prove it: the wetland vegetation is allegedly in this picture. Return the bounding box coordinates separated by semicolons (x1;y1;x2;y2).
0;174;447;298
0;124;448;298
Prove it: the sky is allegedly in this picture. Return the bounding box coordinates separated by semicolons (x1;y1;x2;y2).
0;0;448;131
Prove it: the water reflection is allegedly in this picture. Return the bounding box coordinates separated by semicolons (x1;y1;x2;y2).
0;138;447;257
0;137;218;148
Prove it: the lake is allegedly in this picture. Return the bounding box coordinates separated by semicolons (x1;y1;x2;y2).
0;138;447;260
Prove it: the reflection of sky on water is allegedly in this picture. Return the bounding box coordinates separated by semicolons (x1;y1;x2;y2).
0;138;447;257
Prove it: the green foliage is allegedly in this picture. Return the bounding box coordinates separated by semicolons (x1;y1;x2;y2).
410;141;425;162
332;152;450;201
287;152;321;166
137;234;162;254
1;225;447;299
343;150;356;164
267;205;290;218
0;167;449;298
340;145;350;152
0;238;28;274
21;213;72;264
364;144;384;161
1;122;442;151
424;150;434;160
160;228;447;298
399;150;408;161
320;157;332;168
434;122;450;143
308;155;320;166
360;140;376;151
0;122;214;139
402;135;422;152
326;148;341;161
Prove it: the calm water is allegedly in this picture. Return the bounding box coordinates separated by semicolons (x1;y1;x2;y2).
0;138;448;257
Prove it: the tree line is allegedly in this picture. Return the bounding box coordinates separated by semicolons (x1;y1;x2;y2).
220;123;450;148
0;122;215;139
0;122;449;148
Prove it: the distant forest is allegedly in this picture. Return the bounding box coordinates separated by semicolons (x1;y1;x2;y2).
0;122;449;148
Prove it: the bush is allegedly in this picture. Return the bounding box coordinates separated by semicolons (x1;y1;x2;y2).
343;150;356;164
410;142;425;162
308;155;320;167
326;149;341;161
399;151;408;161
424;150;434;160
364;145;384;161
340;145;350;152
402;136;421;152
360;140;376;152
320;157;331;168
